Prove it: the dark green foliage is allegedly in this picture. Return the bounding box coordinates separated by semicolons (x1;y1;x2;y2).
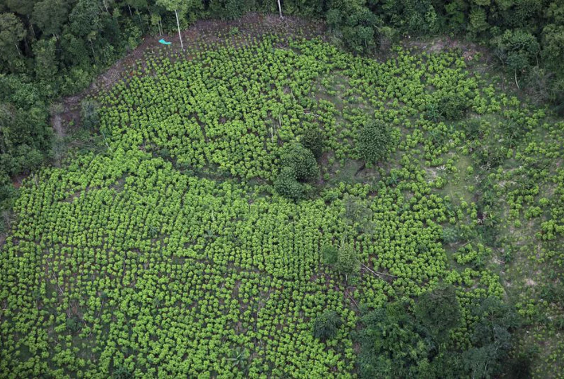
326;2;380;54
32;0;68;37
274;140;320;201
112;366;134;379
375;0;440;35
357;120;392;164
69;0;102;38
494;30;540;73
274;167;304;201
66;316;82;334
356;297;518;379
321;245;338;265
0;13;26;73
322;242;359;277
301;128;324;160
439;94;469;121
442;226;460;244
462;118;482;140
313;310;342;341
280;142;319;182
34;39;59;82
428;94;469;122
462;296;520;378
356;302;437;379
415;285;461;341
506;352;534;379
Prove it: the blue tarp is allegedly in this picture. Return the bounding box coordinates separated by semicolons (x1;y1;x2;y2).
159;39;171;45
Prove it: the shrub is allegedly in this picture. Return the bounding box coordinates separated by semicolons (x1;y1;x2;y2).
112;366;133;379
439;94;469;121
280;142;319;182
301;128;324;160
313;310;342;341
336;244;359;277
274;167;304;200
357;120;392;164
80;99;100;130
321;245;338;265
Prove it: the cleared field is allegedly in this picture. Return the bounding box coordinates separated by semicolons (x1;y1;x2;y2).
1;33;563;378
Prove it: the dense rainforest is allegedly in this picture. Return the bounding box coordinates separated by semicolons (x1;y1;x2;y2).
1;0;564;378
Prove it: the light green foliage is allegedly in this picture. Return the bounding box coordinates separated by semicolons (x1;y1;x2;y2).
2;32;562;378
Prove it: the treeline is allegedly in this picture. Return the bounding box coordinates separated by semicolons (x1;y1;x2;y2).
1;0;563;220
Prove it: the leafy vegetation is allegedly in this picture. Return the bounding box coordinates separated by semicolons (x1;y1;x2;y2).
357;120;393;165
1;14;564;379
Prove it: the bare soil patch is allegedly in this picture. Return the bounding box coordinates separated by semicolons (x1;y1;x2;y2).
403;36;489;62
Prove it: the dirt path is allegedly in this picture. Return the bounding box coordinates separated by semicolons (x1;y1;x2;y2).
52;113;64;138
51;13;325;135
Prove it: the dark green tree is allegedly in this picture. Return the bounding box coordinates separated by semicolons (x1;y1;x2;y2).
0;13;27;73
32;0;69;38
301;128;324;160
415;284;461;342
34;38;58;81
356;301;436;379
462;296;520;378
357;120;392;164
313;310;342;341
280;142;319;182
274;167;304;201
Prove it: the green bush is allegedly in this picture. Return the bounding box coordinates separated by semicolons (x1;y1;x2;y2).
313;310;342;341
321;245;338;265
280;142;319;182
274;167;304;200
301;128;324;160
439;94;469;121
357;120;392;164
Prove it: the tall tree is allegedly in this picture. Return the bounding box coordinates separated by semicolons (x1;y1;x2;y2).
156;0;188;50
34;38;58;81
0;13;27;73
69;0;102;60
32;0;69;38
69;0;102;37
5;0;35;16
